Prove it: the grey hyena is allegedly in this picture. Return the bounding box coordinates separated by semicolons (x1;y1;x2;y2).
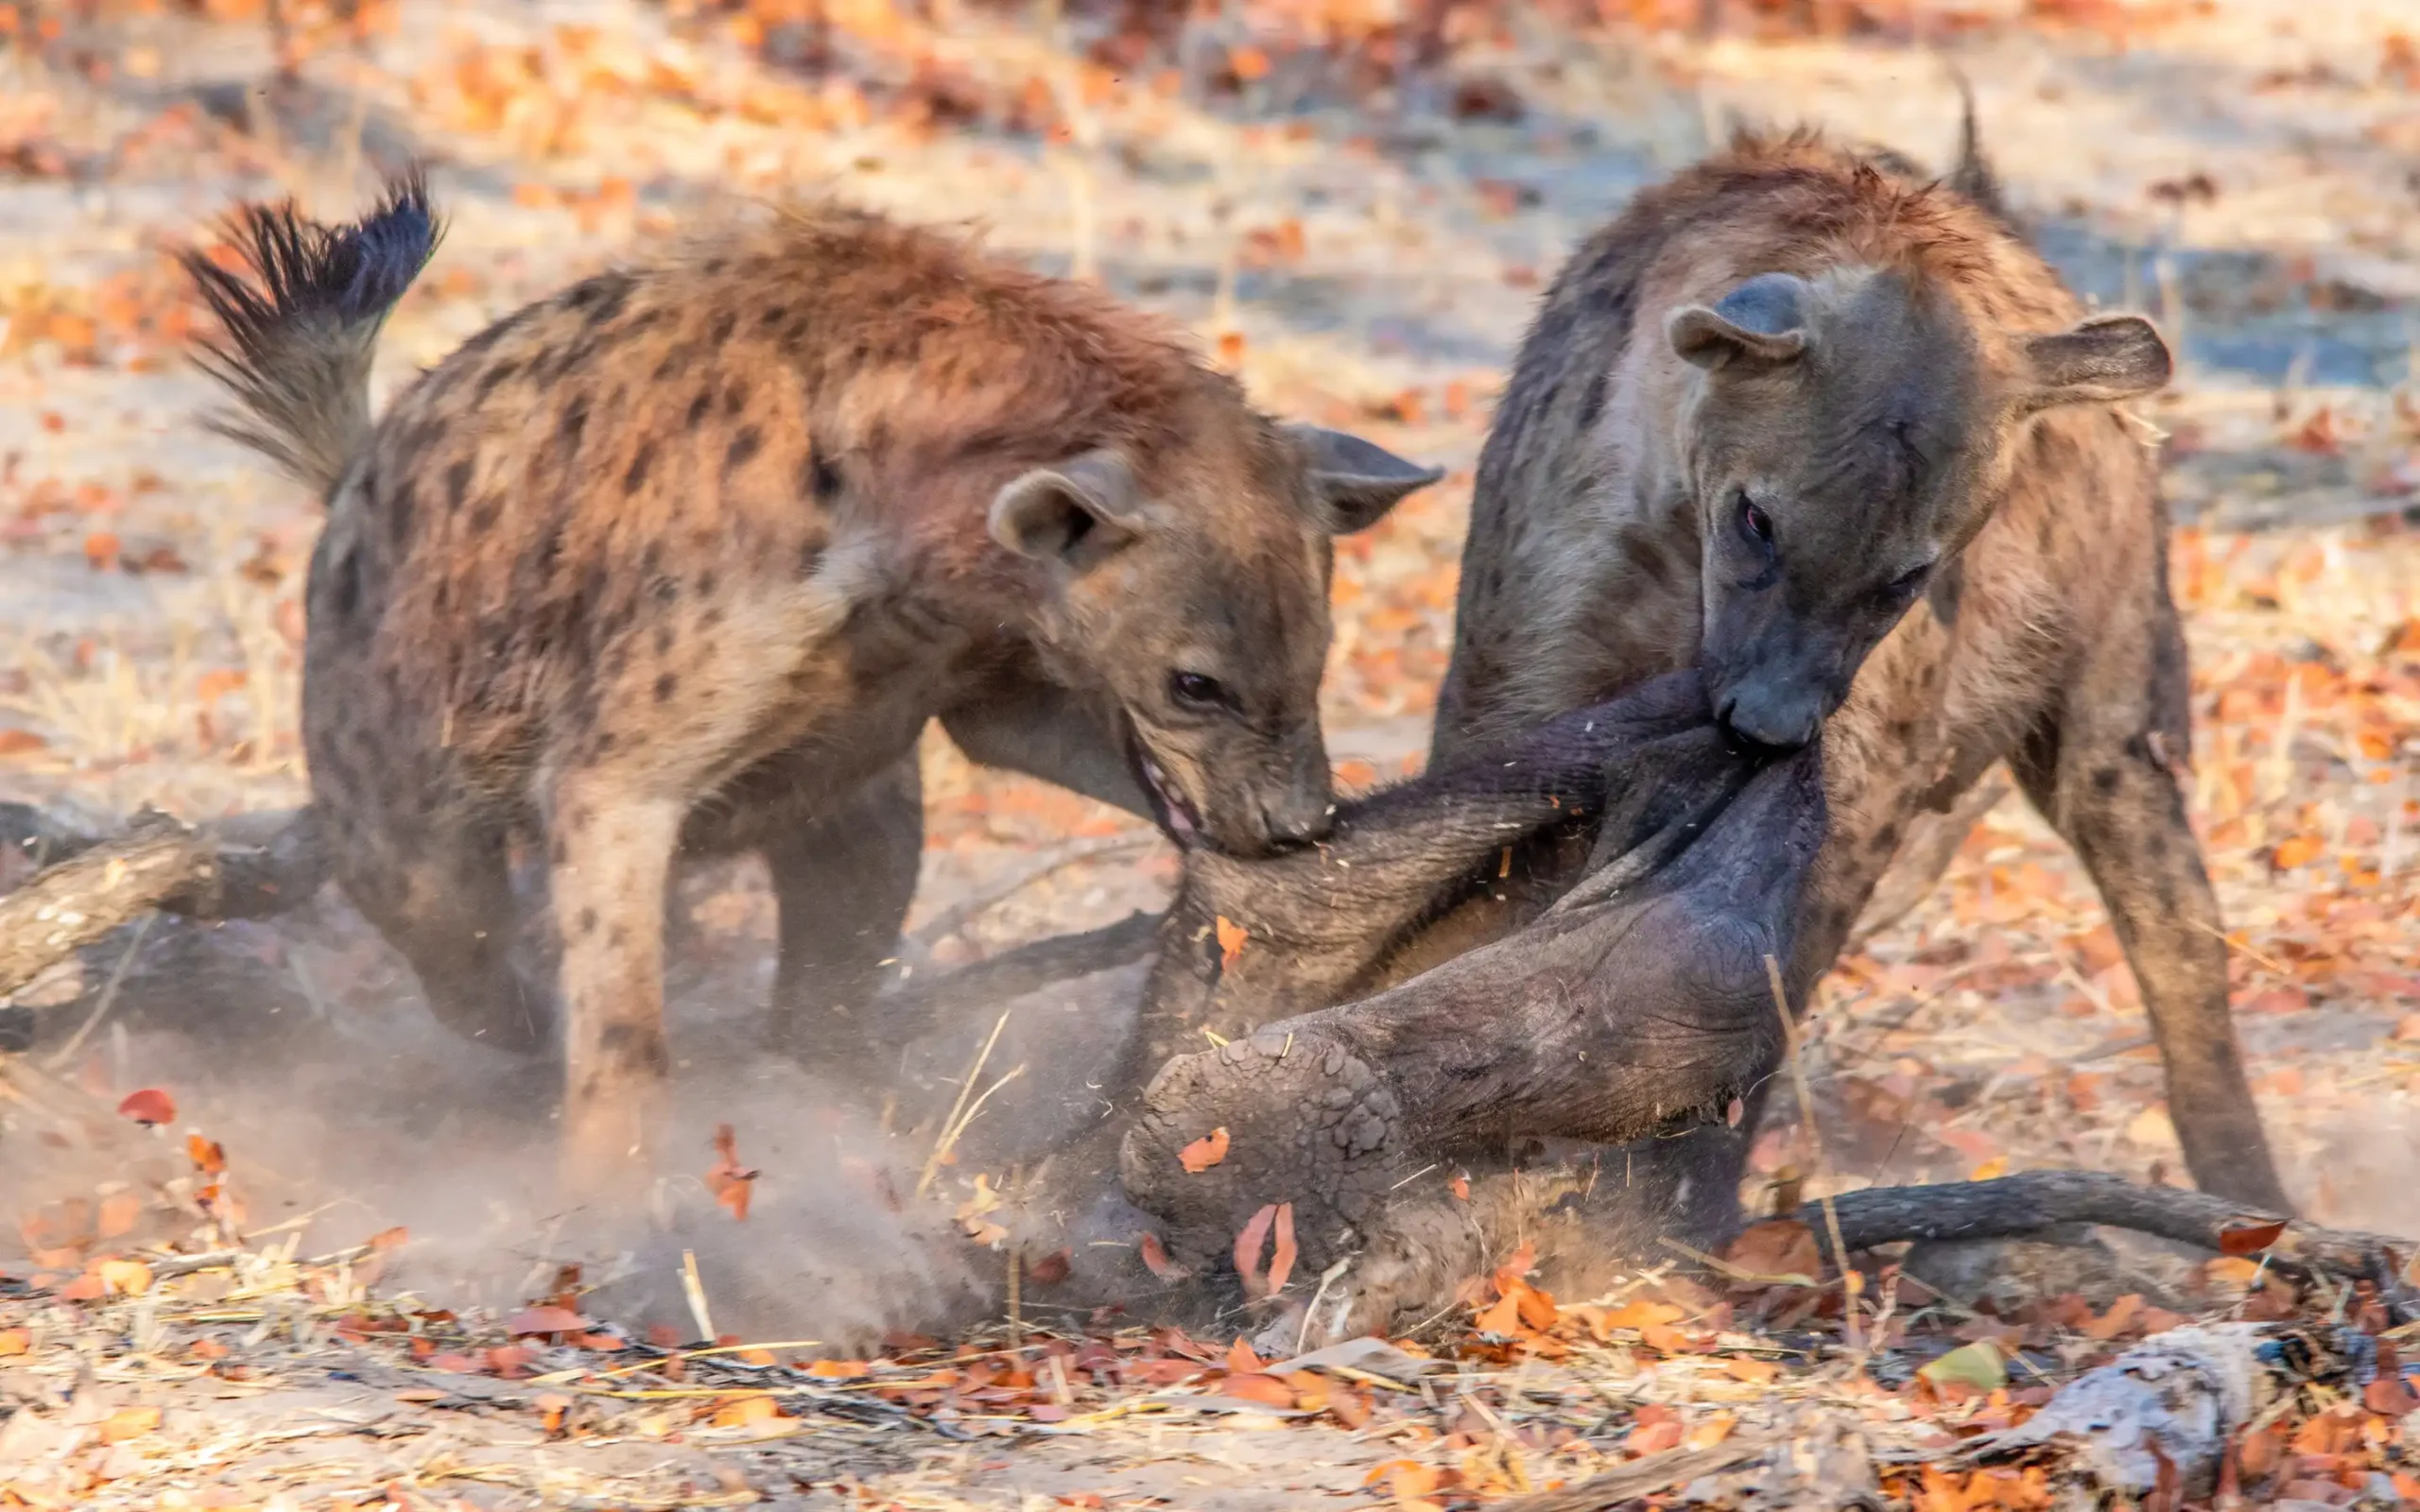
1433;126;2288;1212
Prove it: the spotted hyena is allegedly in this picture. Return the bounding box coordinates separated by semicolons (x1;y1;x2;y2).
1432;124;2290;1212
180;174;1441;1193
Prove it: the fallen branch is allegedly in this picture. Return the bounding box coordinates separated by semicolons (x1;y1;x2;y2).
1492;1434;1773;1512
0;805;324;999
1806;1170;2412;1299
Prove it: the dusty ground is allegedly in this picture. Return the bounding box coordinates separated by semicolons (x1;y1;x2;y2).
5;0;2420;1505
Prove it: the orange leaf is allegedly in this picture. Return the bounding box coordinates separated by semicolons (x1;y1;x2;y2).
1499;1239;1537;1278
1640;1322;1694;1355
805;1359;869;1378
1225;1336;1264;1375
194;668;249;705
115;1088;175;1125
2273;834;2324;868
1265;1203;1298;1296
1723;1356;1779;1384
0;729;47;756
1227;43;1270;80
1178;1125;1230;1173
506;1305;590;1336
1448;1174;1470;1201
710;1395;785;1428
1220;1371;1294;1407
0;1328;26;1356
98;1405;160;1443
98;1258;151;1297
1685;1411;1737;1451
83;531;120;571
1215;916;1248;971
2084;1294;2144;1340
2218;1218;2288;1256
1627;1418;1684;1454
705;1122;759;1221
1234;1203;1277;1291
537;1391;570;1433
1136;1230;1190;1280
186;1133;226;1175
1474;1292;1522;1335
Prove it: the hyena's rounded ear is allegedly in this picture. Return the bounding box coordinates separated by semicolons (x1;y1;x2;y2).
989;449;1145;566
1668;272;1811;371
1284;424;1445;534
2014;314;2171;413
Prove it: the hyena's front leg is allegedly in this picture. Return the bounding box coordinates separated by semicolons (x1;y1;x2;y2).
546;775;685;1199
2012;616;2290;1214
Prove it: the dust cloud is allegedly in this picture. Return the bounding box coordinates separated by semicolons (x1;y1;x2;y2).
0;861;1158;1349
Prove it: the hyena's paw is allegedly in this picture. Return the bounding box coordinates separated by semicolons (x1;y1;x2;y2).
1118;1025;1409;1276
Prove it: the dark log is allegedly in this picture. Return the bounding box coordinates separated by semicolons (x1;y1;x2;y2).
0;806;325;999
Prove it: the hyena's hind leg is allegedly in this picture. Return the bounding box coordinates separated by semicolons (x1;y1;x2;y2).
759;755;924;1074
329;803;560;1053
2009;609;2290;1214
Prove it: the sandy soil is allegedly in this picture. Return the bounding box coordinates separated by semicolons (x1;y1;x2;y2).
4;0;2420;1505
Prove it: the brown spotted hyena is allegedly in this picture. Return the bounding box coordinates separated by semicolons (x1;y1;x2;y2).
1434;127;2290;1213
182;175;1441;1194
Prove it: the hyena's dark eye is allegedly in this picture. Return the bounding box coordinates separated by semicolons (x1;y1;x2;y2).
1879;562;1932;606
1737;495;1774;548
1168;671;1227;709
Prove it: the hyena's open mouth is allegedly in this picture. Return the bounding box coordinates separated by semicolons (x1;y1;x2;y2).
1125;730;1201;849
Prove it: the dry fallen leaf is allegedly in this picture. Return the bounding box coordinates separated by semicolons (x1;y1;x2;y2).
2218;1217;2289;1256
99;1406;161;1443
1178;1125;1231;1173
506;1305;591;1337
0;1328;27;1356
1220;1372;1294;1407
115;1088;176;1126
1685;1411;1738;1450
1215;915;1249;971
1265;1203;1299;1295
705;1123;760;1221
1136;1230;1190;1280
710;1396;785;1428
1234;1203;1278;1292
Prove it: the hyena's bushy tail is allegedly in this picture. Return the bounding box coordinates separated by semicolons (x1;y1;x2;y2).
179;171;442;497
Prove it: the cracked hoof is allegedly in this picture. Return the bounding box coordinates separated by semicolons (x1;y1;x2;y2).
1118;1024;1407;1275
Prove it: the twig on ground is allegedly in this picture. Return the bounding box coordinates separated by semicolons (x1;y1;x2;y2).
918;1010;1011;1198
1766;953;1860;1352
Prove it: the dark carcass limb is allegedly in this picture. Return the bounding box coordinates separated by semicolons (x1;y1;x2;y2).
1809;1170;2416;1309
0;805;325;999
1116;671;1736;1098
1118;740;1827;1279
